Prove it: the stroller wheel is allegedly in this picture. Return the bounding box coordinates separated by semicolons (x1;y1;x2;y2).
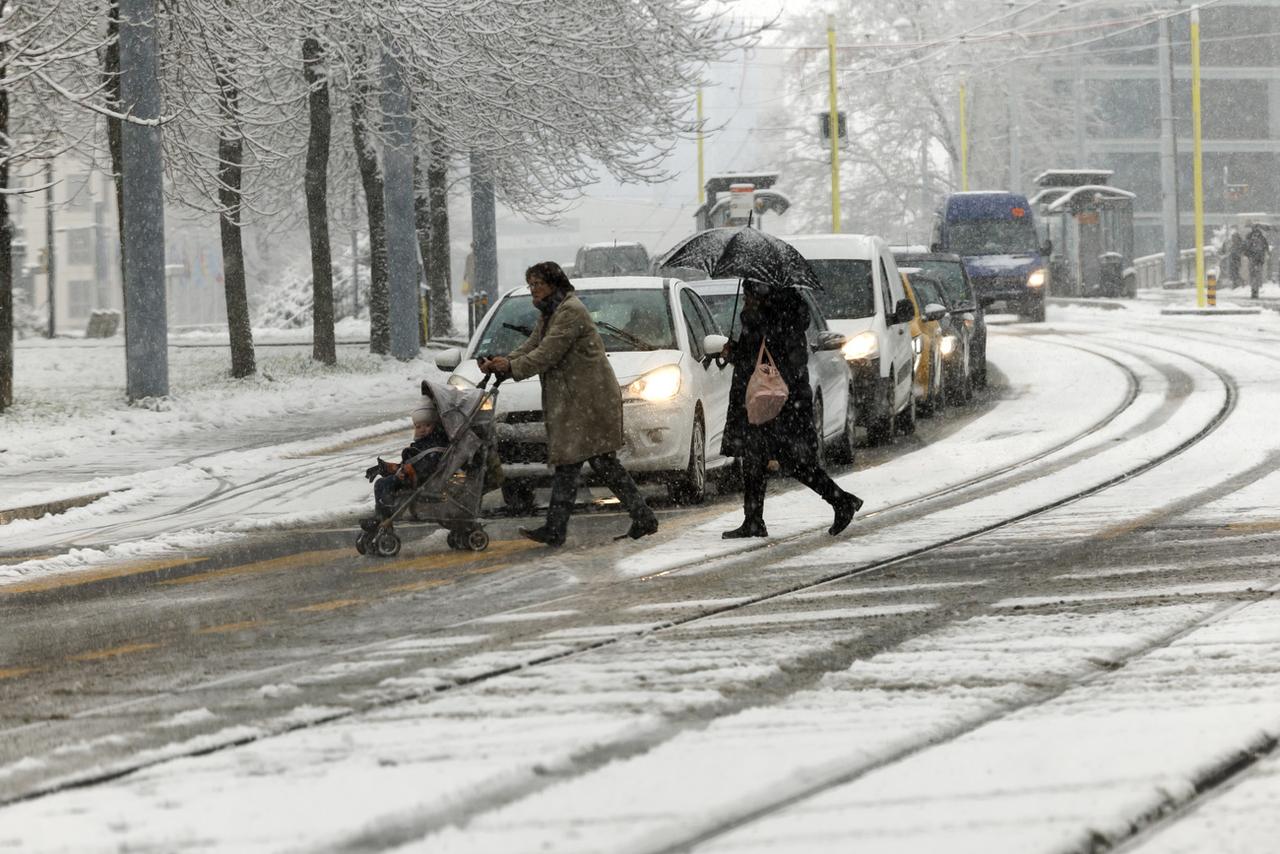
466;529;490;551
374;529;402;557
355;533;369;555
445;530;461;550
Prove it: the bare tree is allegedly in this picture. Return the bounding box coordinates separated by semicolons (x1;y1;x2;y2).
303;35;335;365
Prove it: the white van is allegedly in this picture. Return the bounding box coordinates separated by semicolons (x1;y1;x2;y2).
780;234;917;444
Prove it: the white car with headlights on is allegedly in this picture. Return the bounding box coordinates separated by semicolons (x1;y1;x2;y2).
434;277;732;510
779;234;917;446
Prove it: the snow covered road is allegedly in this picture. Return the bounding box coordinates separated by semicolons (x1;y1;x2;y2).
3;302;1280;852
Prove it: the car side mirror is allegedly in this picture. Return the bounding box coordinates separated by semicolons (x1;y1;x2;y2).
1041;239;1053;256
923;302;948;323
929;242;943;253
434;347;462;371
894;298;915;324
702;333;728;356
817;330;845;351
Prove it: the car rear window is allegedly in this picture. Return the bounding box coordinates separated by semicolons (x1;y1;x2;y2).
578;247;649;277
807;259;875;320
474;289;676;356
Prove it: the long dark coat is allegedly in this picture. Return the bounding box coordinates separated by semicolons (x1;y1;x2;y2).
720;288;819;465
508;293;624;466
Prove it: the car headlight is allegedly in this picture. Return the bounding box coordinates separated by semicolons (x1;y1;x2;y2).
940;335;957;356
841;331;878;361
1027;268;1047;288
624;364;682;402
447;374;474;390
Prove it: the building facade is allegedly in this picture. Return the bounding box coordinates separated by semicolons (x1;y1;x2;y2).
1059;1;1280;257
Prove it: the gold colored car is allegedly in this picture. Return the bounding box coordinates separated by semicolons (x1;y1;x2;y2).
901;271;952;416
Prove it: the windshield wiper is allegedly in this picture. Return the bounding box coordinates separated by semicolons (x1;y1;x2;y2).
503;321;533;336
595;320;658;351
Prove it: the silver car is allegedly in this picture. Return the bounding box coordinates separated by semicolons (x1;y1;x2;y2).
686;279;858;465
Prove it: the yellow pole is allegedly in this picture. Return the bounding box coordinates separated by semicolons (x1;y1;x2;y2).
827;13;841;232
696;88;705;205
1191;8;1206;307
959;83;969;192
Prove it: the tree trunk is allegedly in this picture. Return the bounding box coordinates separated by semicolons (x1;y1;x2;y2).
0;21;12;412
426;135;454;337
104;1;125;287
215;68;256;378
351;65;389;354
303;36;335;365
412;154;431;344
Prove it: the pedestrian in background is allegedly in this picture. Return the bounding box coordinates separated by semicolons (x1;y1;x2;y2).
1227;228;1244;288
480;261;657;547
1244;224;1270;299
719;280;862;539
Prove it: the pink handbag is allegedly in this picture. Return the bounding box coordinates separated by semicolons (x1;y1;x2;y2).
745;340;789;425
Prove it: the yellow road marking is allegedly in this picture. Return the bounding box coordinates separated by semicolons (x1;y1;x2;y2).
360;539;539;574
68;642;161;662
161;548;350;586
293;598;365;613
0;667;34;680
1;557;207;596
1225;519;1280;534
197;620;269;635
289;429;405;457
388;578;452;593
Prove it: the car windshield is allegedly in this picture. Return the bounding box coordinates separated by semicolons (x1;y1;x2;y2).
910;260;970;306
472;289;676;356
947;219;1040;256
807;259;875;319
908;277;945;308
578;246;649;276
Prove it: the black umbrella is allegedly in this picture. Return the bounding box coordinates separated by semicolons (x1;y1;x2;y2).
655;226;824;293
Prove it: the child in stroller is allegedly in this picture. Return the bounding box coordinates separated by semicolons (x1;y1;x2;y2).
361;396;449;533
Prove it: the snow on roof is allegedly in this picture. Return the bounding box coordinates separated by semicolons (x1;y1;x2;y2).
580;241;646;251
567;275;669;289
686;278;745;295
777;233;879;260
1043;185;1136;212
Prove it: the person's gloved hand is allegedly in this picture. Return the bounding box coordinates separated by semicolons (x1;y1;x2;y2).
365;460;383;482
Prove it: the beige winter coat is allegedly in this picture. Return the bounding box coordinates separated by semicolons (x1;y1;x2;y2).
509;293;624;466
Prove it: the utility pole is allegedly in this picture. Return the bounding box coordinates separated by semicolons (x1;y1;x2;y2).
1157;15;1181;287
470;151;498;303
826;14;841;232
350;181;360;316
379;40;420;360
1007;78;1021;194
1190;7;1207;307
959;83;969;192
44;160;54;338
119;0;169;398
696;88;705;206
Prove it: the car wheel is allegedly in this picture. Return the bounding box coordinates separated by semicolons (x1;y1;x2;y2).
866;372;897;446
829;388;857;464
811;394;827;469
1021;297;1046;323
669;417;707;505
500;480;538;515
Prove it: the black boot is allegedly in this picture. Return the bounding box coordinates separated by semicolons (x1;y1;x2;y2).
521;462;578;547
591;453;658;542
829;492;863;535
722;519;768;539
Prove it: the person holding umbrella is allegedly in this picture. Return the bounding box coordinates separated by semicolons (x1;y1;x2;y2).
656;226;863;538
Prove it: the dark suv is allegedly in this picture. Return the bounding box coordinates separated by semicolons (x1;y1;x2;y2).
892;248;988;393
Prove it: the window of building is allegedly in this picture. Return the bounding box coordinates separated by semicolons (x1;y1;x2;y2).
64;172;94;211
1091;79;1159;139
67;279;93;319
67;228;93;266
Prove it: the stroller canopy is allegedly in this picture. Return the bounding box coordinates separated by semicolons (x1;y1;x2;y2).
421;379;487;443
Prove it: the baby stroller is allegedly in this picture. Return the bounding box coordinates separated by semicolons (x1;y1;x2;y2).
356;375;502;558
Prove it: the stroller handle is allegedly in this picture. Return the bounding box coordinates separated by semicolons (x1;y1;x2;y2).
478;372;504;391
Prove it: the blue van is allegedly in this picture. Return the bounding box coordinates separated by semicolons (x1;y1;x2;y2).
931;192;1051;322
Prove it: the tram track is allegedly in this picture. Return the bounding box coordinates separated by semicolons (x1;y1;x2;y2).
0;334;1238;825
